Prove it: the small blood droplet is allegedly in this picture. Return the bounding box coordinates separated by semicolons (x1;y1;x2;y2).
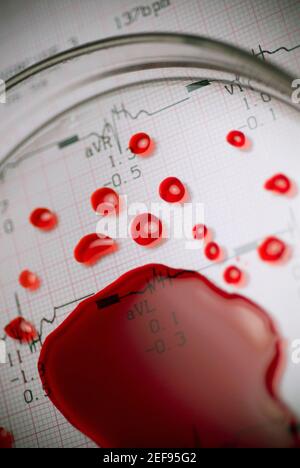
91;188;119;215
223;266;242;285
4;317;37;343
193;224;208;240
205;242;220;261
131;213;162;246
0;427;14;449
30;208;57;231
258;237;286;262
74;233;116;265
264;174;291;194
159;177;186;203
19;270;40;290
129;132;151;155
227;130;246;148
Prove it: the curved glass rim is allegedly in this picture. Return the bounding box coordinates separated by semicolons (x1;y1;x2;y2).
4;32;297;101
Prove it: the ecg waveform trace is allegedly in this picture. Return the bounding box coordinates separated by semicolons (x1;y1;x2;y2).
1;205;295;347
1;292;95;350
1;0;300;447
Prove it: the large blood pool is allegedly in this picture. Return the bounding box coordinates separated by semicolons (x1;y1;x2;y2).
38;264;297;448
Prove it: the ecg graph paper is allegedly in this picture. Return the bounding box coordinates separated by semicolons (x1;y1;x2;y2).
0;0;300;448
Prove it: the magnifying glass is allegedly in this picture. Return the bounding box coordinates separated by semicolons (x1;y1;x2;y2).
0;33;299;448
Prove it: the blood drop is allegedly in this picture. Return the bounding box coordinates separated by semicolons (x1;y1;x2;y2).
131;213;162;246
91;188;119;215
159;177;186;203
39;264;297;448
30;208;57;231
19;270;40;290
0;427;14;449
5;317;37;343
223;266;242;285
258;237;286;262
226;130;246;148
192;224;208;240
129;132;151;155
74;233;116;265
205;242;220;261
264;174;291;195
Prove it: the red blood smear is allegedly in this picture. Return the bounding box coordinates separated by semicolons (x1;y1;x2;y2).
19;270;40;290
192;224;208;240
129;132;151;155
258;237;286;262
159;177;186;203
223;266;242;285
91;188;119;215
264;174;291;195
131;213;162;246
30;208;57;231
205;242;220;261
74;233;116;265
38;264;297;448
5;317;37;344
0;427;14;449
226;130;246;148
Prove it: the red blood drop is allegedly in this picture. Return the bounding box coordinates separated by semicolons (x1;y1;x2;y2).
258;237;286;262
264;174;291;194
226;130;246;148
205;242;220;261
91;188;119;215
192;224;208;240
74;233;116;265
159;177;186;203
39;264;297;448
19;270;40;290
30;208;57;231
129;132;151;155
5;317;37;343
131;213;162;246
223;266;242;285
0;427;14;449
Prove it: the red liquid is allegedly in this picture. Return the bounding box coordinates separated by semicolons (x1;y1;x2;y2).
74;233;116;265
258;237;286;262
223;266;242;285
5;317;37;344
131;213;162;246
192;224;208;240
264;174;291;195
0;427;14;449
226;130;246;148
19;270;40;290
38;264;297;448
91;188;119;215
159;177;186;203
129;132;151;155
30;208;57;231
205;242;221;261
